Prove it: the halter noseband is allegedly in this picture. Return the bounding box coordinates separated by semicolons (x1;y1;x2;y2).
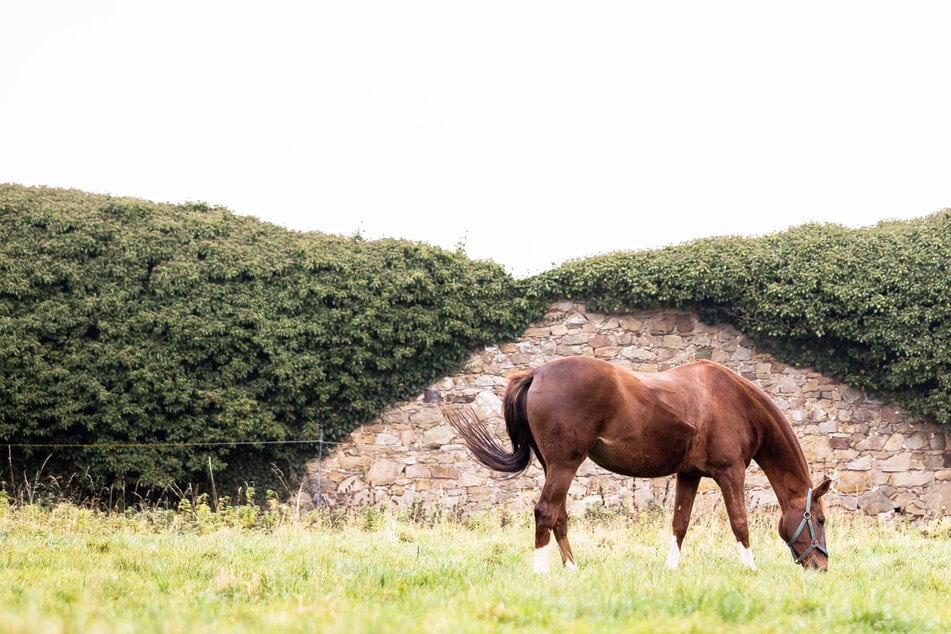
787;487;828;564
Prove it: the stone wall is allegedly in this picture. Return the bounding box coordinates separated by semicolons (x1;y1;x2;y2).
304;302;951;518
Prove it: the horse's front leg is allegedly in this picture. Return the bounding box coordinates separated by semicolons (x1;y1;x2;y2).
716;468;756;571
666;472;700;570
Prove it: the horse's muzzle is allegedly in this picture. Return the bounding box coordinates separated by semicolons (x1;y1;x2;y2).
802;555;828;572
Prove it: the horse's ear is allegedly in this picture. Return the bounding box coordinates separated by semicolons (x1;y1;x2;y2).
813;478;833;499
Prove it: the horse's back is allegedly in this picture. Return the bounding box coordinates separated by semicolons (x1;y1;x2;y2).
523;357;761;477
523;357;693;475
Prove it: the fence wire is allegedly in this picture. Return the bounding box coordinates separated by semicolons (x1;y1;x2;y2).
4;434;343;509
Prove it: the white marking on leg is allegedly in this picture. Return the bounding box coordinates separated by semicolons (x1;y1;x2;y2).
533;542;551;574
737;542;757;571
664;536;681;570
564;557;578;571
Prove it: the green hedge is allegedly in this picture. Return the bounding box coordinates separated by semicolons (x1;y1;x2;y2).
0;185;541;491
530;210;951;425
3;183;947;497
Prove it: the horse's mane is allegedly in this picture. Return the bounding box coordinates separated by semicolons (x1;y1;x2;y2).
718;366;813;488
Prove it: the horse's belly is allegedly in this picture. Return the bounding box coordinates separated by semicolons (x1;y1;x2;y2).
588;438;685;478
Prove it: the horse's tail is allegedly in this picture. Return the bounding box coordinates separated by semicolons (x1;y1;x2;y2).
444;369;537;474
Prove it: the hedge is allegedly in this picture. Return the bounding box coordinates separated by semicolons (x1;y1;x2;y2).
3;183;947;497
530;209;951;425
0;185;541;492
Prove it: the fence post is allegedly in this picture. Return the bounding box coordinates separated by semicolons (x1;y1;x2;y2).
315;429;324;509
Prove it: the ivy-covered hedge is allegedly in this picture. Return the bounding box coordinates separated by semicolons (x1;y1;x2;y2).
530;210;951;425
3;183;948;496
0;185;541;491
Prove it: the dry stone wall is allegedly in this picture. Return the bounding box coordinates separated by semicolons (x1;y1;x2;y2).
305;302;951;518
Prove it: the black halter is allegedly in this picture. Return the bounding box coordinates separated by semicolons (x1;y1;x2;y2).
787;487;828;564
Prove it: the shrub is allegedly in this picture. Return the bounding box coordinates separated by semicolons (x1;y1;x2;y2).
530;210;951;424
0;185;542;492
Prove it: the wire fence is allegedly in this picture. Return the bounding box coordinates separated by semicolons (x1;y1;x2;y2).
4;433;345;509
3;439;333;448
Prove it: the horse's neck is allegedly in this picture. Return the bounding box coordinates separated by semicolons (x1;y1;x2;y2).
753;415;814;511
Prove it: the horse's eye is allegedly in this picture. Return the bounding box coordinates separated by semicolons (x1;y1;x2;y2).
818;517;826;526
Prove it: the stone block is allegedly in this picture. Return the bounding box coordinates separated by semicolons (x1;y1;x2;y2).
675;314;695;333
621;346;656;361
890;471;934;487
800;436;832;461
423;425;457;447
904;432;930;450
405;464;431;479
337;455;369;469
880;453;911;472
649;316;675;334
858;490;895;515
431;466;459;479
337;475;366;494
522;327;551;337
846;455;872;471
460;471;485;487
828;436;851;450
836;470;869;492
662;334;683;348
566;313;588;327
350;432;376;444
412;408;445;426
883;433;905;451
924;482;951;512
366;460;403;486
731;346;752;361
880;407;905;423
840;387;865;403
855;434;886;451
375;432;400;446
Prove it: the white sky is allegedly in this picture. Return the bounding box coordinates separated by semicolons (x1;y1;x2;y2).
3;2;950;277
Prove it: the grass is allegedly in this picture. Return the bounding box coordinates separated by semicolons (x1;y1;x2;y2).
0;498;949;633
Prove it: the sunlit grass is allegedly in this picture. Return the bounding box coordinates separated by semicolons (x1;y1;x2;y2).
0;501;948;633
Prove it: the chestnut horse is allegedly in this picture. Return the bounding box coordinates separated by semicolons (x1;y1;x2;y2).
447;356;831;573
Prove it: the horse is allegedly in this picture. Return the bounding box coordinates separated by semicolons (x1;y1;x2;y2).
446;356;831;573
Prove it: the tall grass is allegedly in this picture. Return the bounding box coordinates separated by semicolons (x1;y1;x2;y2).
1;496;949;633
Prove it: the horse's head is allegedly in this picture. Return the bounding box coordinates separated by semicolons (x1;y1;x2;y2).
779;478;832;571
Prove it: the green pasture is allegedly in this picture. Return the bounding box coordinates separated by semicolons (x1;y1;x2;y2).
1;501;949;633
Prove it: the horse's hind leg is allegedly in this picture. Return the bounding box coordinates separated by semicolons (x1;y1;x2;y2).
553;505;577;570
533;463;582;574
666;472;700;570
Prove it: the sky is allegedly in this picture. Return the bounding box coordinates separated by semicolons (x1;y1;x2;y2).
3;2;950;278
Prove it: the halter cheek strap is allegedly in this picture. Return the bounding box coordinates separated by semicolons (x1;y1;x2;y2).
787;487;829;563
